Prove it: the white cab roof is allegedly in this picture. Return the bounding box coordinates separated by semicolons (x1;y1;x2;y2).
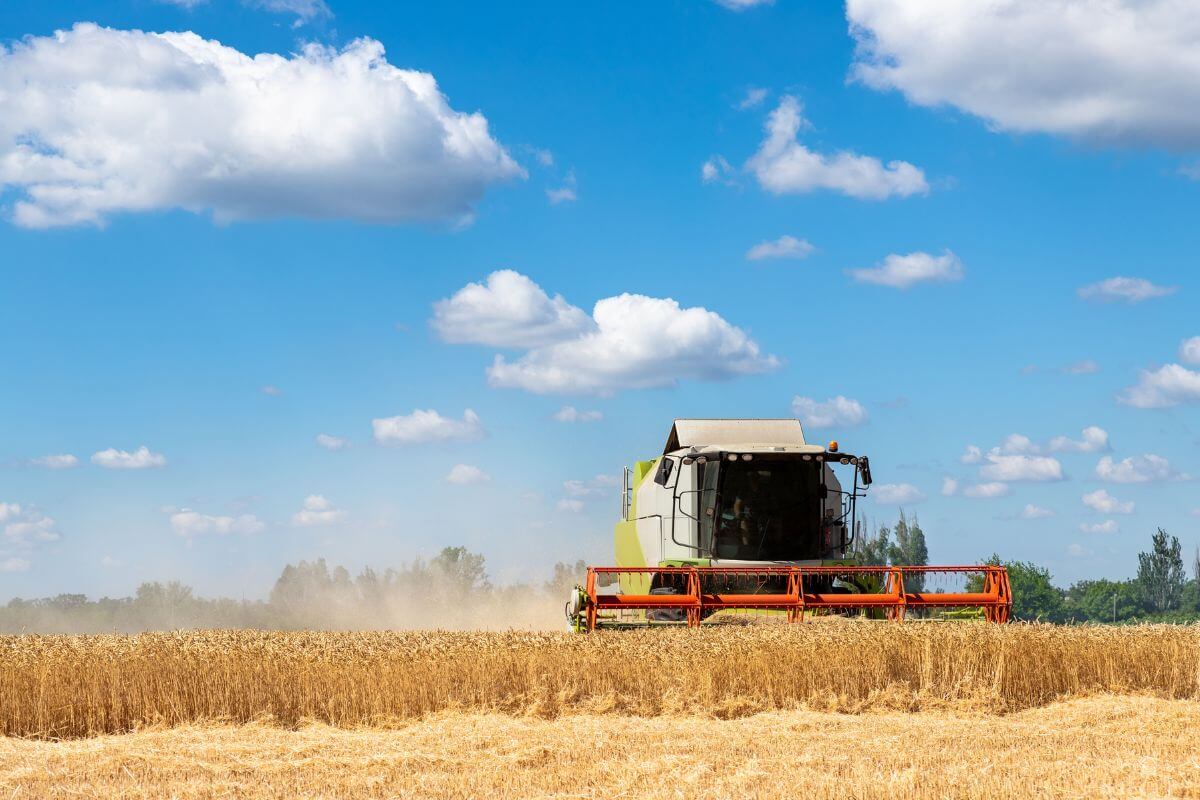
663;419;808;454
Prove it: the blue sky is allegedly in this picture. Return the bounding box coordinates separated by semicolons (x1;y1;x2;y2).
2;0;1198;599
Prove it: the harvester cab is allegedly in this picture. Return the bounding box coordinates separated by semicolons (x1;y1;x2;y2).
566;418;1012;631
627;419;868;568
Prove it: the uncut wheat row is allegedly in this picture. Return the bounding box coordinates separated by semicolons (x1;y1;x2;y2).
2;623;1198;738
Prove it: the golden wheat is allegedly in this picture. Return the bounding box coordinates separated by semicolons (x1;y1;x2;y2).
3;623;1198;738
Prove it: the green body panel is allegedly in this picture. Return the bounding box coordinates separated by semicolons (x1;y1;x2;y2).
614;458;658;594
661;558;853;567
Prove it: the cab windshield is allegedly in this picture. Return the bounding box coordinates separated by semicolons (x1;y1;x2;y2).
699;456;823;561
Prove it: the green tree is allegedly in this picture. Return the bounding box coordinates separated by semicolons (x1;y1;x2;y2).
269;559;333;613
133;581;196;629
885;511;929;566
1137;528;1185;613
431;546;490;593
853;521;891;566
1179;579;1199;615
886;511;929;591
1063;578;1140;622
980;555;1065;622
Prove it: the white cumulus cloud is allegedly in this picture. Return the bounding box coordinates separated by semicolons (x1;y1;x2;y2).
963;482;1010;499
431;270;593;348
553;406;603;423
1;557;31;572
943;477;1010;499
871;483;924;504
482;284;778;395
1;502;60;547
1048;426;1110;453
979;453;1063;482
1082;489;1134;514
960;445;982;464
1119;364;1200;408
445;464;489;485
996;434;1039;455
746;96;928;200
372;409;485;445
0;24;521;228
1180;337;1200;365
848;0;1200;148
91;446;167;470
791;396;868;429
1021;504;1055;519
556;498;585;513
169;509;265;537
1095;454;1186;483
1078;277;1177;303
848;250;963;289
1080;520;1119;535
290;495;345;527
746;235;815;261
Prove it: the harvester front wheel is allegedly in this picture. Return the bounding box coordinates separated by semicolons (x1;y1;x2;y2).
564;585;589;632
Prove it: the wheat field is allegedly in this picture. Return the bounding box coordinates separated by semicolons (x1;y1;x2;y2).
2;622;1199;737
3;623;1200;799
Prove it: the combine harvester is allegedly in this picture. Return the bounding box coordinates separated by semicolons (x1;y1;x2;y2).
567;419;1011;631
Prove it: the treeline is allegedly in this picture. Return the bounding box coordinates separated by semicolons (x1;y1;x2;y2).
4;521;1198;633
855;514;1200;624
995;529;1200;623
0;547;586;634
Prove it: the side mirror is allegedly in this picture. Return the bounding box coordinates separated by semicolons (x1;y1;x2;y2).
653;457;674;486
859;457;873;486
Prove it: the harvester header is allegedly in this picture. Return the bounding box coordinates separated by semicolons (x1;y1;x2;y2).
566;418;1012;630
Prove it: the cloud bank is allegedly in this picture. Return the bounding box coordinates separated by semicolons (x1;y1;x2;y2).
0;24;521;228
849;0;1200;148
